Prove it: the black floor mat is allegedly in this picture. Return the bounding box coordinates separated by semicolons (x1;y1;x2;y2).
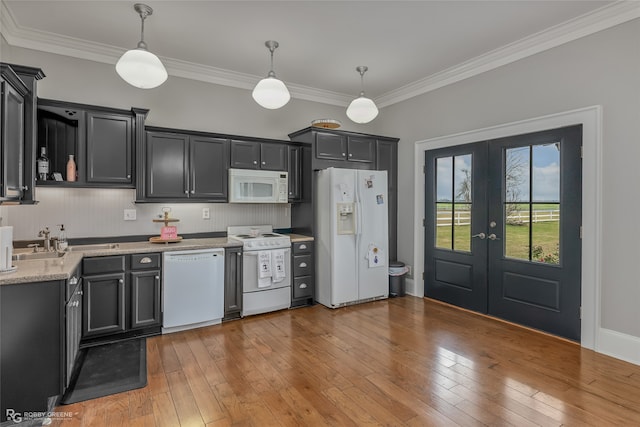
61;338;147;404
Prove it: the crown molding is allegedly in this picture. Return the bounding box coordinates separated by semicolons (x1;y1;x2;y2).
375;1;640;108
2;1;638;108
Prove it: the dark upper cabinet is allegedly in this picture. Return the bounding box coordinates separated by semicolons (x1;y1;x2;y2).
288;145;302;201
0;63;44;204
230;139;260;169
315;132;346;161
144;131;189;199
376;139;399;261
1;73;26;200
347;136;375;163
86;111;132;184
140;129;229;202
37;99;147;188
190;136;229;199
231;139;287;171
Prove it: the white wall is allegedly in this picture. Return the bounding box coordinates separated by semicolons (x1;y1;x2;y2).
374;19;640;348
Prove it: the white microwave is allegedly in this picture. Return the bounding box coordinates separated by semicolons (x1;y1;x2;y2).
228;168;288;203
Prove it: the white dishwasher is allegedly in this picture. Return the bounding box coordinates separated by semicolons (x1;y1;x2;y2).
162;248;224;334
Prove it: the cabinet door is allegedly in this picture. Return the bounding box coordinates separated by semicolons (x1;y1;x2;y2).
130;270;161;329
288;145;301;201
190;136;229;200
347;136;375;163
65;284;82;389
224;247;243;319
230;140;260;169
86;112;132;184
260;143;287;171
145;131;189;198
315;132;347;161
1;80;25;199
376;139;398;261
82;272;126;338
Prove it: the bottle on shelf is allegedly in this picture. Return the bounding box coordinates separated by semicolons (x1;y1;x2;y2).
66;155;76;182
37;147;49;181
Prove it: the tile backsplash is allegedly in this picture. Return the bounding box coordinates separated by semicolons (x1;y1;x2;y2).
4;188;291;240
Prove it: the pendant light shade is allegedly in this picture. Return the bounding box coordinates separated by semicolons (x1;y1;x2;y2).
252;41;290;109
346;66;379;124
116;3;167;89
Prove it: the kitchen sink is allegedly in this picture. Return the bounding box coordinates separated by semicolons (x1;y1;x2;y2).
66;243;120;251
12;251;67;261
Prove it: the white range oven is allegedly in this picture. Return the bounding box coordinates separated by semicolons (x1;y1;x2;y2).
228;225;291;316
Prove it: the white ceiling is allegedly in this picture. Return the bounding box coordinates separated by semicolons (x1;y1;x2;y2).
2;1;637;107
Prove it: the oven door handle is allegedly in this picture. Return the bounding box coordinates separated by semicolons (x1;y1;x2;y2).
243;249;291;256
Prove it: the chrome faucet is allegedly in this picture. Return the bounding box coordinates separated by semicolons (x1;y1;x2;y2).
38;227;52;252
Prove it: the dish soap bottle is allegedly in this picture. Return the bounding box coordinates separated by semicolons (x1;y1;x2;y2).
57;224;67;251
66;155;76;182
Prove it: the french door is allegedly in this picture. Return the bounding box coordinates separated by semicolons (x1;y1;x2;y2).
424;125;582;340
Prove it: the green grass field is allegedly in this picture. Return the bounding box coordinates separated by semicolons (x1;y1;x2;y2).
435;221;559;263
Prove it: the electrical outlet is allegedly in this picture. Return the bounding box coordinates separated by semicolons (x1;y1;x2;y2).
202;207;210;220
405;264;413;278
124;209;137;221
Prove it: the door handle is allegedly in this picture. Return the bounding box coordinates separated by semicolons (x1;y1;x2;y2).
488;233;500;241
472;233;486;239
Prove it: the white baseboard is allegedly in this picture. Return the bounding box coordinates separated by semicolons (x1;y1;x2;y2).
597;328;640;366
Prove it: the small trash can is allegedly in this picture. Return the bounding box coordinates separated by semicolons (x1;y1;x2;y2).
389;261;407;297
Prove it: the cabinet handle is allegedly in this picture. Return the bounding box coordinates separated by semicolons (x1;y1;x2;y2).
299;283;307;289
342;153;346;157
119;279;124;284
155;275;160;280
21;185;29;191
190;190;195;194
69;276;78;285
184;190;189;194
253;160;258;165
127;174;131;179
262;161;266;165
139;257;152;264
349;153;353;157
299;262;307;268
299;244;307;250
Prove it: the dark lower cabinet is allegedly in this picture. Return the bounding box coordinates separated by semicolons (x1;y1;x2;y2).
1;280;62;420
65;273;83;388
291;240;314;307
224;246;243;320
82;253;161;343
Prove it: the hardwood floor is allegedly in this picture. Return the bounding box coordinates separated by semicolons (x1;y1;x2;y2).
54;297;640;426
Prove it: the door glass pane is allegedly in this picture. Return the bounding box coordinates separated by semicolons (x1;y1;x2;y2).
532;204;560;264
436;157;453;202
532;143;560;202
453;203;471;252
505;203;529;260
506;146;530;203
435;202;451;249
454;154;472;202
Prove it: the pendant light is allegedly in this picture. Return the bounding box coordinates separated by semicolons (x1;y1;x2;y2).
116;3;168;89
346;66;379;124
252;40;290;109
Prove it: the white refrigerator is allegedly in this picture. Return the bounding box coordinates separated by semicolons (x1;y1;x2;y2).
316;167;389;308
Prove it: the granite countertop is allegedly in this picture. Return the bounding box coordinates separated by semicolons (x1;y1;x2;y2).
0;237;242;286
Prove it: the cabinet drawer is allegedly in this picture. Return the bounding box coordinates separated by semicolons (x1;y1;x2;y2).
293;254;313;277
292;241;313;254
130;253;161;270
83;255;126;275
293;276;314;299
